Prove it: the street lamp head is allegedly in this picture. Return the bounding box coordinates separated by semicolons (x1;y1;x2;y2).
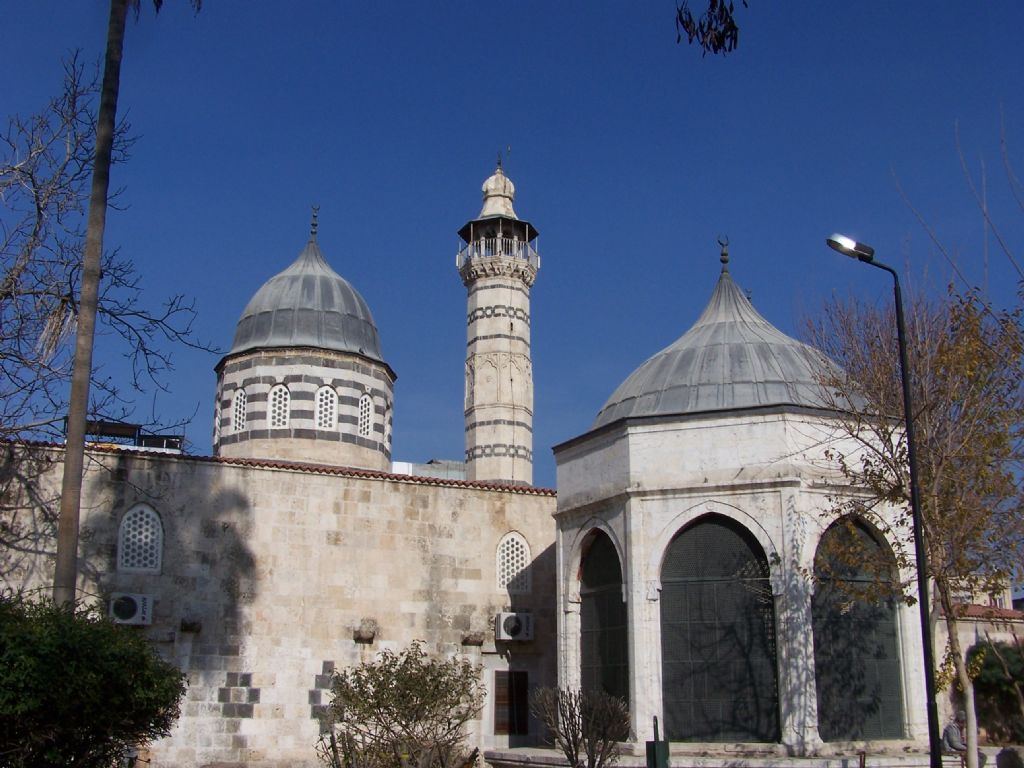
826;233;875;263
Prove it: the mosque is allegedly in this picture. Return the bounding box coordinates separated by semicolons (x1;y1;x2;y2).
9;165;1017;768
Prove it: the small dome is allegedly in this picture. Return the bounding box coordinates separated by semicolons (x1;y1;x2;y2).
593;261;837;428
229;237;383;361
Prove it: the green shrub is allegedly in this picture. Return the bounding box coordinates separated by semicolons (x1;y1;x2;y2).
0;593;186;767
318;640;484;768
966;641;1024;743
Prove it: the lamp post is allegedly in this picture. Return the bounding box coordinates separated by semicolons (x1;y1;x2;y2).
825;233;942;768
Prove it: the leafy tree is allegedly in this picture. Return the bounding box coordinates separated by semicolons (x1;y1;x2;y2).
529;688;630;768
807;288;1024;767
318;641;485;768
967;639;1024;743
0;592;186;767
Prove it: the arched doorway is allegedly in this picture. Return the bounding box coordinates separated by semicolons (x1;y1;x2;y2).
579;530;629;701
812;517;904;740
660;514;779;741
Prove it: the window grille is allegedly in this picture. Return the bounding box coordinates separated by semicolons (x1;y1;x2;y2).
497;533;531;593
358;393;373;438
579;531;629;702
233;389;247;432
813;518;904;740
117;504;163;573
660;515;779;742
316;387;337;430
270;384;290;428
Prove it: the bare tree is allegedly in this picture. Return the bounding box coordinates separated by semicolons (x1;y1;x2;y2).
807;289;1024;768
0;56;205;442
530;688;630;768
1;0;206;606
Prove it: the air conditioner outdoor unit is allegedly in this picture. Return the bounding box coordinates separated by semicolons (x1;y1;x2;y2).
495;611;533;641
109;593;153;626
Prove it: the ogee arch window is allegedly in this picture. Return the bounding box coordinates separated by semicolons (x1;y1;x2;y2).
579;530;629;702
812;517;904;740
117;504;163;573
660;514;779;742
497;532;531;594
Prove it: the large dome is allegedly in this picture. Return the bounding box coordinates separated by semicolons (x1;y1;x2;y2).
593;258;837;429
229;237;383;361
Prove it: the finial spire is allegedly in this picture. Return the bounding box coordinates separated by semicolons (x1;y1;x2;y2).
496;150;502;169
310;205;320;241
718;235;730;271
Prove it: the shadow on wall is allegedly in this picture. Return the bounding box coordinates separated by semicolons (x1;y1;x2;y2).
0;443;260;749
505;541;556;748
0;442;62;592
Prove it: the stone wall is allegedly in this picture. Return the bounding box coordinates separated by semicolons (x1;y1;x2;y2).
3;445;557;767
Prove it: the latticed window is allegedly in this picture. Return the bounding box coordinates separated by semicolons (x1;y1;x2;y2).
660;514;779;742
270;384;290;428
579;530;629;702
316;387;337;430
233;388;247;432
813;517;904;741
117;504;163;573
497;532;531;593
358;393;373;438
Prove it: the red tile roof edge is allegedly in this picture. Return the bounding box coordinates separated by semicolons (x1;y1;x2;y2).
9;439;557;497
942;603;1024;621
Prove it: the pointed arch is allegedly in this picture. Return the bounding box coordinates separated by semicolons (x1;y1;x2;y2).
812;516;904;740
660;513;779;742
579;528;629;701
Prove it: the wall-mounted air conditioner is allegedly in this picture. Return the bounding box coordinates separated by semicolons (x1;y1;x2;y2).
109;593;153;626
495;611;533;641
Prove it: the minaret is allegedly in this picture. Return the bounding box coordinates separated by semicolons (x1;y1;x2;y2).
457;164;539;485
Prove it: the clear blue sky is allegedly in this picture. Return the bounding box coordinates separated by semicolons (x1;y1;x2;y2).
6;2;1024;488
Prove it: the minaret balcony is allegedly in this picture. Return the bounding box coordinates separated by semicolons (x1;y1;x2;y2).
456;236;540;272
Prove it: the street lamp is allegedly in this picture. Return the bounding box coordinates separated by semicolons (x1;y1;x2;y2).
825;233;942;768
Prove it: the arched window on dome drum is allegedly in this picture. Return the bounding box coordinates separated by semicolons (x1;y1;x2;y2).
358;393;373;438
117;504;163;573
812;518;904;741
316;387;337;430
579;530;629;703
233;388;247;432
269;384;290;428
497;532;531;594
660;514;779;742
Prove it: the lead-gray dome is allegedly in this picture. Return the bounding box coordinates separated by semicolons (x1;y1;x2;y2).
593;258;836;428
229;237;384;361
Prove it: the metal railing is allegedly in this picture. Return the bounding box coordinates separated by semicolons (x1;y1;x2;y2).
456;237;540;271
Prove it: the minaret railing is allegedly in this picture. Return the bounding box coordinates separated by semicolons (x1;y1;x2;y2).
456;236;540;271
